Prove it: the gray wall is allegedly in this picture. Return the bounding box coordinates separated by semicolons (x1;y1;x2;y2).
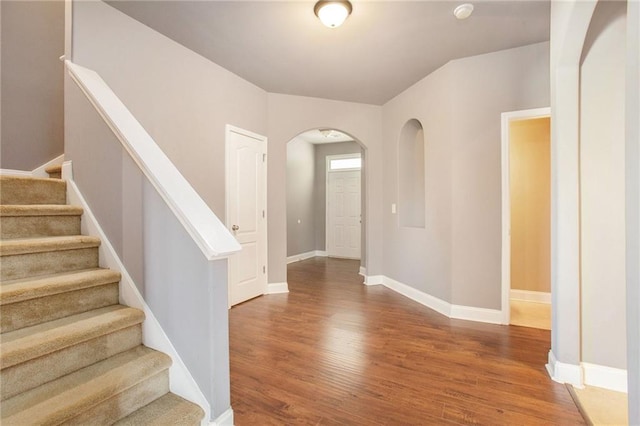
382;42;550;308
580;0;627;370
286;139;363;259
1;0;64;170
286;137;316;257
65;70;231;421
626;0;640;422
314;141;362;252
71;0;267;219
267;93;384;285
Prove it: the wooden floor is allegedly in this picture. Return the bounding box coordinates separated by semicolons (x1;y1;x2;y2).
229;257;585;425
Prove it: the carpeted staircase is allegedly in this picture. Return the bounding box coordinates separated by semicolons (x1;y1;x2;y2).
0;173;204;425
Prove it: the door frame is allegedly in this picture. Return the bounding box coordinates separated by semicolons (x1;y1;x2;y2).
325;153;362;258
225;124;268;307
500;107;551;324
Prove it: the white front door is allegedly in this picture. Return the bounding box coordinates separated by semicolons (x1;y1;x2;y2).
327;169;361;259
226;125;267;306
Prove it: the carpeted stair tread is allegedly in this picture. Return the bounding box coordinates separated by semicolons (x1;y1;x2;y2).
0;235;100;256
0;205;83;239
0;204;83;217
114;392;205;425
45;164;62;179
0;305;144;370
0;175;66;205
0;268;120;304
0;346;171;425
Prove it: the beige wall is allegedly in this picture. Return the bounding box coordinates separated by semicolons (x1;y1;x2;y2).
1;1;64;170
71;0;267;219
509;117;551;293
580;0;627;370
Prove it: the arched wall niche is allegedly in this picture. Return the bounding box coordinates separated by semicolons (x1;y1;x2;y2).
398;119;426;228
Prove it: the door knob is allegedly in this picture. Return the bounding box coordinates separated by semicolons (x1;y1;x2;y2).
232;225;240;231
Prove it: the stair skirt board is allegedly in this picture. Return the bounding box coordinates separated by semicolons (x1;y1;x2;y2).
0;173;206;425
63;163;212;422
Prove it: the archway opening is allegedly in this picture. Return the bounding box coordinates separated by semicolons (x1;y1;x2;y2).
285;128;367;274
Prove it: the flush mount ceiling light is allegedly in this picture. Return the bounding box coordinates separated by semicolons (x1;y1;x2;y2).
319;129;342;138
314;0;353;28
454;3;474;20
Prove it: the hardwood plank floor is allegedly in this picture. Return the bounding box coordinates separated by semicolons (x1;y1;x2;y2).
229;257;585;425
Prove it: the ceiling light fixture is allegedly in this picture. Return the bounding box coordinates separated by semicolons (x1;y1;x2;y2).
319;129;341;138
314;0;353;28
453;3;474;20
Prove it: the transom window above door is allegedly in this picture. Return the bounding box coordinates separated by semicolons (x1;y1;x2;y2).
329;157;361;171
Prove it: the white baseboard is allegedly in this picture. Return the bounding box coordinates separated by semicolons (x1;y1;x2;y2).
32;154;65;178
510;289;551;304
382;276;451;317
286;251;316;264
582;363;628;393
363;275;384;286
210;407;234;426
287;250;328;264
450;304;504;324
546;350;583;387
63;161;211;422
364;274;503;324
266;282;289;294
1;154;65;178
0;168;32;177
359;266;366;276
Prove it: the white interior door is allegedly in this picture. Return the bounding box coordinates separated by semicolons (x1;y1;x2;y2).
226;125;267;307
327;169;361;259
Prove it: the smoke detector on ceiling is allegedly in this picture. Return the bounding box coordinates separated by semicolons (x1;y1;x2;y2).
454;3;474;20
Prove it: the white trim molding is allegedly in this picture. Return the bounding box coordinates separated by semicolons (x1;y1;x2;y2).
286;250;326;264
63;161;212;421
382;276;451;318
582;363;628;393
0;169;32;177
66;61;239;259
546;350;584;388
363;275;384;286
359;266;366;276
500;107;551;325
209;407;234;426
364;275;503;324
33;154;65;178
510;289;552;304
266;282;289;294
1;154;65;178
450;305;504;324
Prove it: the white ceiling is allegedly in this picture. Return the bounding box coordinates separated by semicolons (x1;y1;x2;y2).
106;1;550;105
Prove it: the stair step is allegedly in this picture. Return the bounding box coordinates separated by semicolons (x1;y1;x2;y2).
44;164;62;179
0;236;100;280
1;323;141;401
0;305;144;370
1;346;171;425
0;269;121;332
0;204;83;239
115;392;205;426
0;175;66;205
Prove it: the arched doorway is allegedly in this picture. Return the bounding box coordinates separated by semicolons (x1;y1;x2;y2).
285;128;367;275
